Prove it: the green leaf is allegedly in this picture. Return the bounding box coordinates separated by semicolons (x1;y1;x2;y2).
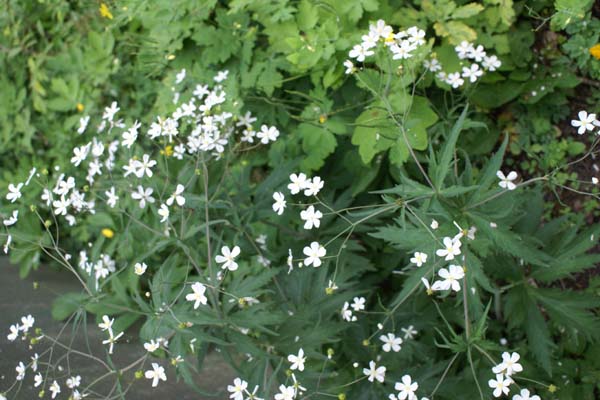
452;3;484;19
52;292;87;320
299;123;337;171
434;105;468;188
297;0;319;31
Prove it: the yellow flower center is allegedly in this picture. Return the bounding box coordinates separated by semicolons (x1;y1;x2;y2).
101;228;114;239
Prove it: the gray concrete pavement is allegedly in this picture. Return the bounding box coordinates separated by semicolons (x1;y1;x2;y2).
0;257;233;400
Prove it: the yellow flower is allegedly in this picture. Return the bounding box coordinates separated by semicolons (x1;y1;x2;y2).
101;228;114;239
319;114;327;124
590;44;600;60
76;103;84;112
99;3;113;20
160;145;173;157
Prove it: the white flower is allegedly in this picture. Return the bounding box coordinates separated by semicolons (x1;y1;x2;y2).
3;210;18;226
166;184;186;206
432;264;465;292
351;296;366;311
492;352;523;376
272;192;286;215
303;176;324;196
349;44;374;62
274;385;296;400
461;63;483;83
363;361;386;383
370;19;393;40
256;125;279;144
131;186;155;209
216;245;241;271
98;315;114;332
300;205;322;229
288;348;306;371
66;375;81;389
105;186;119;208
134;262;147;276
401;325;418;340
34;372;43;387
227;378;248;400
380;333;403;352
488;374;512;398
482;55;501;71
31;353;38;372
186;282;208;309
102;101;120;122
410;252;427;267
435;237;462;260
158;204;169;223
571;110;597;135
145;363;167;387
424;58;442;72
395;374;418;400
102;331;124;354
390;40;417;60
16;361;26;380
512;388;540;400
144;339;161;353
175;68;186;84
20;315;35;332
303;241;326;267
341;302;356;322
77;115;90;134
344;60;355;74
7;324;19;341
71;144;90;166
214;70;229;82
468;44;486;62
288;173;308;194
136;154;157;178
446;72;464;88
430;219;438;230
6;183;23;203
49;380;61;399
497;170;518;190
455;41;474;59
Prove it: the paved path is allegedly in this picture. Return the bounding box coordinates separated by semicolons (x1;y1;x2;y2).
0;257;233;399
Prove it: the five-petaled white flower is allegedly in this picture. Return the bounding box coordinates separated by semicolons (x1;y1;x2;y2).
256;125;279;144
66;375;81;389
227;378;248;400
134;262;147;276
216;245;241;271
492;352;523;376
105;186;119;208
158;204;169;223
131;186;155;209
186;282;208;309
571;110;597;135
300;205;322;229
274;385;296;400
497;170;518;190
288;173;308;194
512;388;540;400
363;361;386;383
380;333;403;352
145;363;167;387
16;361;26;380
394;374;418;400
488;374;512;398
272;191;286;215
432;265;465;292
410;252;427;267
6;183;23;203
287;348;306;371
49;380;61;399
435;237;462;261
166;184;185;206
3;210;18;226
303;241;326;267
144;339;160;353
351;296;366;311
303;176;324;197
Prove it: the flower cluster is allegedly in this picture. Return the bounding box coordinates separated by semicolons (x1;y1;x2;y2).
487;352;539;399
432;40;501;88
6;314;35;342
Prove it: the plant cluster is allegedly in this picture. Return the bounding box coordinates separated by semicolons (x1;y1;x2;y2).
2;1;600;400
